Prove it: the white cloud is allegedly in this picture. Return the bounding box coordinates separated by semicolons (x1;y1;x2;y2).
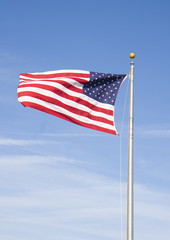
0;155;88;172
142;129;170;138
135;127;170;138
0;138;56;146
0;154;125;239
43;133;103;137
0;154;170;240
134;183;170;221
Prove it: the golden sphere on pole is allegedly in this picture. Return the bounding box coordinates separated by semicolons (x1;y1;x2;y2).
129;53;135;59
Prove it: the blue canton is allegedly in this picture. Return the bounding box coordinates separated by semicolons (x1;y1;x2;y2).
83;72;126;105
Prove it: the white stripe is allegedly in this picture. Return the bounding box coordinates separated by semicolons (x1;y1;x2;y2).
21;70;90;75
18;81;113;111
18;86;114;121
19;77;86;90
20;76;89;82
18;96;116;131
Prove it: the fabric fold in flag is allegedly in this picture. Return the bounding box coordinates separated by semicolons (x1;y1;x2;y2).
18;69;127;135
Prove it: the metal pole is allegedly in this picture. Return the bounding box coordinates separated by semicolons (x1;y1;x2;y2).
127;53;135;240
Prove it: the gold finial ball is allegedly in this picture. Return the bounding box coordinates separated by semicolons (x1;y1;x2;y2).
130;53;135;59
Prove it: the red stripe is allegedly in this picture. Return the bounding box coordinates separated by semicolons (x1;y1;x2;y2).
21;101;116;135
18;91;114;125
18;84;113;116
20;72;90;79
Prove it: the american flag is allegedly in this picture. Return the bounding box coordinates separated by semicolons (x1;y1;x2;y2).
18;70;127;135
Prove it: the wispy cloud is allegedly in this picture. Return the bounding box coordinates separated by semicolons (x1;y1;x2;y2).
142;129;170;138
43;133;103;137
0;154;124;239
134;183;170;221
0;155;87;168
0;154;170;240
0;138;56;146
135;127;170;138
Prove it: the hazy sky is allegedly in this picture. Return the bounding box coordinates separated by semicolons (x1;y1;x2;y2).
0;1;170;240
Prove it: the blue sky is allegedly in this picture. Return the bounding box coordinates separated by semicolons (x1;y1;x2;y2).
0;0;170;239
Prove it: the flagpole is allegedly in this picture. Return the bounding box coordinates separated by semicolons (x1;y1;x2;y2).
127;53;135;240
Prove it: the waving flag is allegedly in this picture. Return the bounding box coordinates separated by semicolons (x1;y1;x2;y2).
18;70;127;134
